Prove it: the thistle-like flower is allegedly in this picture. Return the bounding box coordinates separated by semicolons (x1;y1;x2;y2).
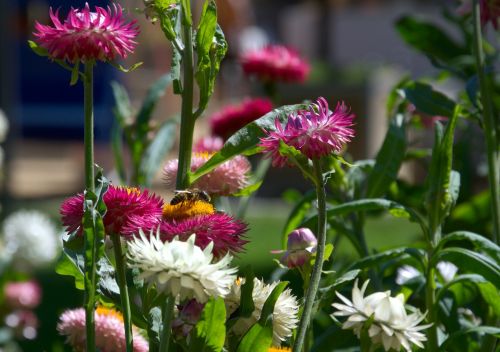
4;281;42;309
226;277;299;346
127;232;237;303
57;307;148;352
164;152;251;197
259;97;355;167
160;212;248;257
33;3;139;63
209;98;273;140
241;45;310;83
2;210;60;270
60;185;164;238
332;280;431;351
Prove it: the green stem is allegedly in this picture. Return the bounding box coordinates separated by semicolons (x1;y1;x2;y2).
111;235;134;352
425;254;439;352
176;4;195;190
472;0;500;244
83;61;96;352
293;159;327;352
159;296;176;352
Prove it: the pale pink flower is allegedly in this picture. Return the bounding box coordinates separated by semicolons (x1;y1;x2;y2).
163;152;251;197
241;45;310;83
193;136;224;153
4;281;42;309
209;98;273;140
33;3;139;63
259;97;355;166
57;307;148;352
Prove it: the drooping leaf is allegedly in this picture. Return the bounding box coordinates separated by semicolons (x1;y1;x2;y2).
190;298;226;352
232;181;263;197
399;81;456;118
55;249;85;290
366;113;406;198
189;104;305;183
395;16;467;64
28;40;48;57
140;119;178;187
433;247;500;289
438;231;500;262
350;247;425;272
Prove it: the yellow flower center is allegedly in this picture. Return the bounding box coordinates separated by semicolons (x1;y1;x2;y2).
95;307;123;322
163;200;215;220
124;187;141;196
268;347;291;352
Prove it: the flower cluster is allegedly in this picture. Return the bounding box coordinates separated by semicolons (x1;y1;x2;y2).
332;280;431;351
127;233;237;303
241;45;310;83
209;98;273;140
57;307;148;352
60;185;164;238
260;97;355;166
225;277;299;346
33;3;139;63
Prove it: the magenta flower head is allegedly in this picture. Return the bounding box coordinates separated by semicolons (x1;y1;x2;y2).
480;0;500;28
60;185;164;238
241;45;310;83
209;98;274;140
259;97;355;167
160;212;248;257
281;228;317;268
33;3;139;63
57;307;148;352
4;281;42;309
164;152;251;197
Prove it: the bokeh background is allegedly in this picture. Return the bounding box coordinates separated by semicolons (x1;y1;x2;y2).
0;0;489;350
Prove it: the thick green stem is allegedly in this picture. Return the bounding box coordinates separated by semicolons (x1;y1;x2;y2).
83;61;96;352
111;235;134;352
472;0;500;244
159;296;176;352
176;5;195;190
425;260;439;351
293;159;327;352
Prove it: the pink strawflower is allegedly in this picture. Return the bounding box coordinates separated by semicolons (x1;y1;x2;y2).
164;152;251;197
209;98;274;140
57;307;148;352
4;281;42;309
241;45;310;83
193;136;224;153
481;0;500;28
33;3;139;63
160;212;248;257
259;97;355;166
60;185;164;238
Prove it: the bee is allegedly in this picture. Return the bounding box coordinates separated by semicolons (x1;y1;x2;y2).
169;189;211;205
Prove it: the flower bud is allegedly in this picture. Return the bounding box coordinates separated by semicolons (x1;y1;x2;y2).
281;228;317;268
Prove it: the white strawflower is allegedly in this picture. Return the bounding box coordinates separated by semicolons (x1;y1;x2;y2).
225;277;299;346
332;279;431;352
127;231;237;303
396;262;457;285
2;210;60;270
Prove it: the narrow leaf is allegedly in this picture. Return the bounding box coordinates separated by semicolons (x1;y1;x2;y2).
438;231;500;262
136;73;172;130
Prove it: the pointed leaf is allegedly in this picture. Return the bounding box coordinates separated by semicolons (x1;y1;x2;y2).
399;81;456;118
438;231;500;262
136;73;172;130
70;61;80;86
55;249;84;290
191;298;227;352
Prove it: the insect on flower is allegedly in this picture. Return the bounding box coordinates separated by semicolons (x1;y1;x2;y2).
170;189;211;205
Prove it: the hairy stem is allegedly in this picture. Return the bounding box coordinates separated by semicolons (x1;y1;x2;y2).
111;235;134;352
293;159;327;352
472;0;500;244
83;61;96;352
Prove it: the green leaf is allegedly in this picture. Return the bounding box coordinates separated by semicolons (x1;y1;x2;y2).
190;104;306;183
281;190;315;248
110;61;143;73
136;73;173;134
436;274;488;302
441;326;500;349
477;282;500;317
147;307;163;345
28;40;48;57
55;250;84;290
140;119;178;187
366;113;407;198
239;272;255;318
180;0;192;25
232;181;263;197
438;231;500;262
111;123;126;184
70;61;80;86
259;281;288;324
350;247;425;272
191;298;226;352
110;81;132;126
96;257;119;297
434;247;500;289
196;1;217;58
424;106;461;235
395;16;467;64
399;81;456;118
236;323;273;352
